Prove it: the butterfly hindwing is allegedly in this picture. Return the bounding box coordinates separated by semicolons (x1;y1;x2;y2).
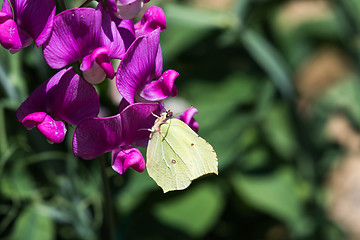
146;116;218;193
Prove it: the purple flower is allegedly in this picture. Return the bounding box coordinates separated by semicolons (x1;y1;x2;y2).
110;0;151;20
0;0;56;53
135;6;166;37
17;67;100;143
134;6;166;78
43;6;135;84
112;145;145;174
72;102;160;161
116;28;178;105
179;107;199;133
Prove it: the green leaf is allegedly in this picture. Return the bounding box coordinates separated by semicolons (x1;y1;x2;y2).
262;103;298;160
181;74;261;169
231;167;311;236
153;182;224;238
161;3;232;60
116;169;158;215
0;48;18;100
341;0;360;31
317;76;360;125
1;167;38;200
10;204;55;240
240;29;293;100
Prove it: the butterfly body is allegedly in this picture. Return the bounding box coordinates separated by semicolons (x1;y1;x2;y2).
146;113;218;193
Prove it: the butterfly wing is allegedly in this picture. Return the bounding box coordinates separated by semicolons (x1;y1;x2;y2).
146;118;218;193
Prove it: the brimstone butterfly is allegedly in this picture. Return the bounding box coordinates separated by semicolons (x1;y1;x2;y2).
146;111;218;193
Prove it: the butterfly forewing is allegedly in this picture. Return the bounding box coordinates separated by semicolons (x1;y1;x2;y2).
146;116;218;193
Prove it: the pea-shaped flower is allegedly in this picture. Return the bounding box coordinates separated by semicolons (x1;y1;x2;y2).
17;67;100;143
72;103;161;174
0;0;56;53
116;28;178;106
43;5;134;84
103;0;151;20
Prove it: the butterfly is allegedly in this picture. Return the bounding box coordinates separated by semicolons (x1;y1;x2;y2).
146;111;218;193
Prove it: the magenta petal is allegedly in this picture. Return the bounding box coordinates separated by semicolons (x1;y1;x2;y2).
80;47;114;83
2;0;55;48
94;49;114;79
22;112;66;143
20;0;56;46
0;16;32;52
1;2;13;16
36;115;67;143
22;112;47;129
80;54;92;72
134;6;165;77
179;107;199;133
112;146;145;175
135;6;166;37
118;98;130;113
73;102;160;160
98;3;135;59
73;115;125;160
116;28;160;104
140;70;178;101
117;0;138;4
45;68;100;125
154;44;163;78
43;8;102;69
115;0;144;20
17;67;99;126
0;12;11;20
104;0;117;12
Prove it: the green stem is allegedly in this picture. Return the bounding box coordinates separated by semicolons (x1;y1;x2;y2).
100;156;115;240
0;103;7;156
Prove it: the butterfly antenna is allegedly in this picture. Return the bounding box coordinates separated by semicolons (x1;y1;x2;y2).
172;105;195;118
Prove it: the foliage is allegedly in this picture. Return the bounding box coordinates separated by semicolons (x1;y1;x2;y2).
1;0;359;239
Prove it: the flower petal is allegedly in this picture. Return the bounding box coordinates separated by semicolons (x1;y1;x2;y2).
22;112;66;143
179;107;199;133
94;48;114;79
45;68;100;125
1;1;13;16
116;28;160;104
154;44;163;78
103;0;117;12
22;112;47;129
112;145;145;175
3;0;56;47
0;12;32;52
17;67;99;126
98;3;135;59
140;70;178;101
135;6;166;37
115;0;144;20
80;47;114;83
134;7;166;77
118;98;130;113
82;62;107;85
73;102;160;160
43;8;102;69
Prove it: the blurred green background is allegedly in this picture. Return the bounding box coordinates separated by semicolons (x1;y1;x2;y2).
2;0;360;239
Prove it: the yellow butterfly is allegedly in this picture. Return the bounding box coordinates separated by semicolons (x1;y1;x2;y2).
146;111;218;193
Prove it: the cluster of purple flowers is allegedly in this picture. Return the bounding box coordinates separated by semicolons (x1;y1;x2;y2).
0;0;199;175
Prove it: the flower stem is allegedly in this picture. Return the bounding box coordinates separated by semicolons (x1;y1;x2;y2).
79;0;93;8
100;157;115;240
